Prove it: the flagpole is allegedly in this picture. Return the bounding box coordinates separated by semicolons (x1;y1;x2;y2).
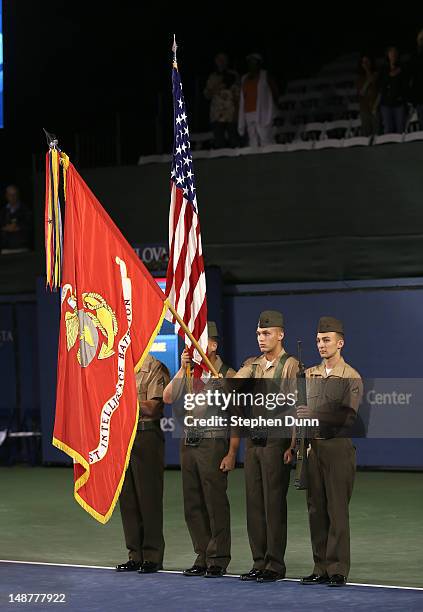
167;301;219;377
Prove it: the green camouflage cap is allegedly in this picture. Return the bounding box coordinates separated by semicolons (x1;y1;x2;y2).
318;316;344;334
207;320;219;338
258;310;284;328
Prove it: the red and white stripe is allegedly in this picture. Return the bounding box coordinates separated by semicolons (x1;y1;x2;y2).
165;183;208;368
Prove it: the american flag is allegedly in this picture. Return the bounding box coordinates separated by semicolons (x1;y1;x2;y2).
165;46;208;371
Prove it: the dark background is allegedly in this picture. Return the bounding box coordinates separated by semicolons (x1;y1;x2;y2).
1;3;422;198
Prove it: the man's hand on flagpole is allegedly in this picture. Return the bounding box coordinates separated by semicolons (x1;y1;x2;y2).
180;349;191;370
163;348;193;403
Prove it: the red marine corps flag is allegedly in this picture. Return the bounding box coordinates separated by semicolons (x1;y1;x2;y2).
45;142;168;523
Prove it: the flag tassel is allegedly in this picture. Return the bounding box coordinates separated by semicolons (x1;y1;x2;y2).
45;145;69;291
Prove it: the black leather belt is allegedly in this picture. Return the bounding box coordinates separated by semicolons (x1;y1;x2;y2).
184;430;227;439
138;420;161;431
250;426;268;447
184;429;228;447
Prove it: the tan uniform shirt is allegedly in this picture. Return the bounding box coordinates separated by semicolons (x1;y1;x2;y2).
305;357;363;436
136;354;170;422
214;354;236;378
234;349;299;381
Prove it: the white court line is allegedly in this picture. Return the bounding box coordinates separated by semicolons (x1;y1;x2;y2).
0;560;114;571
0;560;422;591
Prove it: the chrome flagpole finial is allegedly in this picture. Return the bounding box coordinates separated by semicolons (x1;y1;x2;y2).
172;34;178;67
43;128;59;150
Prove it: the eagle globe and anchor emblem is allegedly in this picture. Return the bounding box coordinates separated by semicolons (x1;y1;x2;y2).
61;284;118;367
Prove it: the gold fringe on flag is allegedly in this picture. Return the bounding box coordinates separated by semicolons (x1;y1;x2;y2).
45;148;69;291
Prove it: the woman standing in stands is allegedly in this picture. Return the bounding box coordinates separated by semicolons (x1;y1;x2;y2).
204;53;240;149
378;46;408;134
356;54;380;136
238;53;278;147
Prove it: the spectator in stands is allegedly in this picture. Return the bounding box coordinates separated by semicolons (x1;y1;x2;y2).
356;54;380;136
0;185;32;253
378;46;408;134
408;29;423;130
238;53;278;147
204;52;240;148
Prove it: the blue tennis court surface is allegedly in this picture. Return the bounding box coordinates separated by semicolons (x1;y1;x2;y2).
1;562;422;612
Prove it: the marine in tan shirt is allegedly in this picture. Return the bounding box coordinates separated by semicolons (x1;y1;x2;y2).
305;357;362;437
116;353;170;574
163;321;238;578
236;310;299;584
299;316;363;588
136;354;171;422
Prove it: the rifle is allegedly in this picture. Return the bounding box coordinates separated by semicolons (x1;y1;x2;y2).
294;340;308;490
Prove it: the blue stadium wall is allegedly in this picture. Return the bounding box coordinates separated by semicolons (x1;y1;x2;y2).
1;275;422;469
